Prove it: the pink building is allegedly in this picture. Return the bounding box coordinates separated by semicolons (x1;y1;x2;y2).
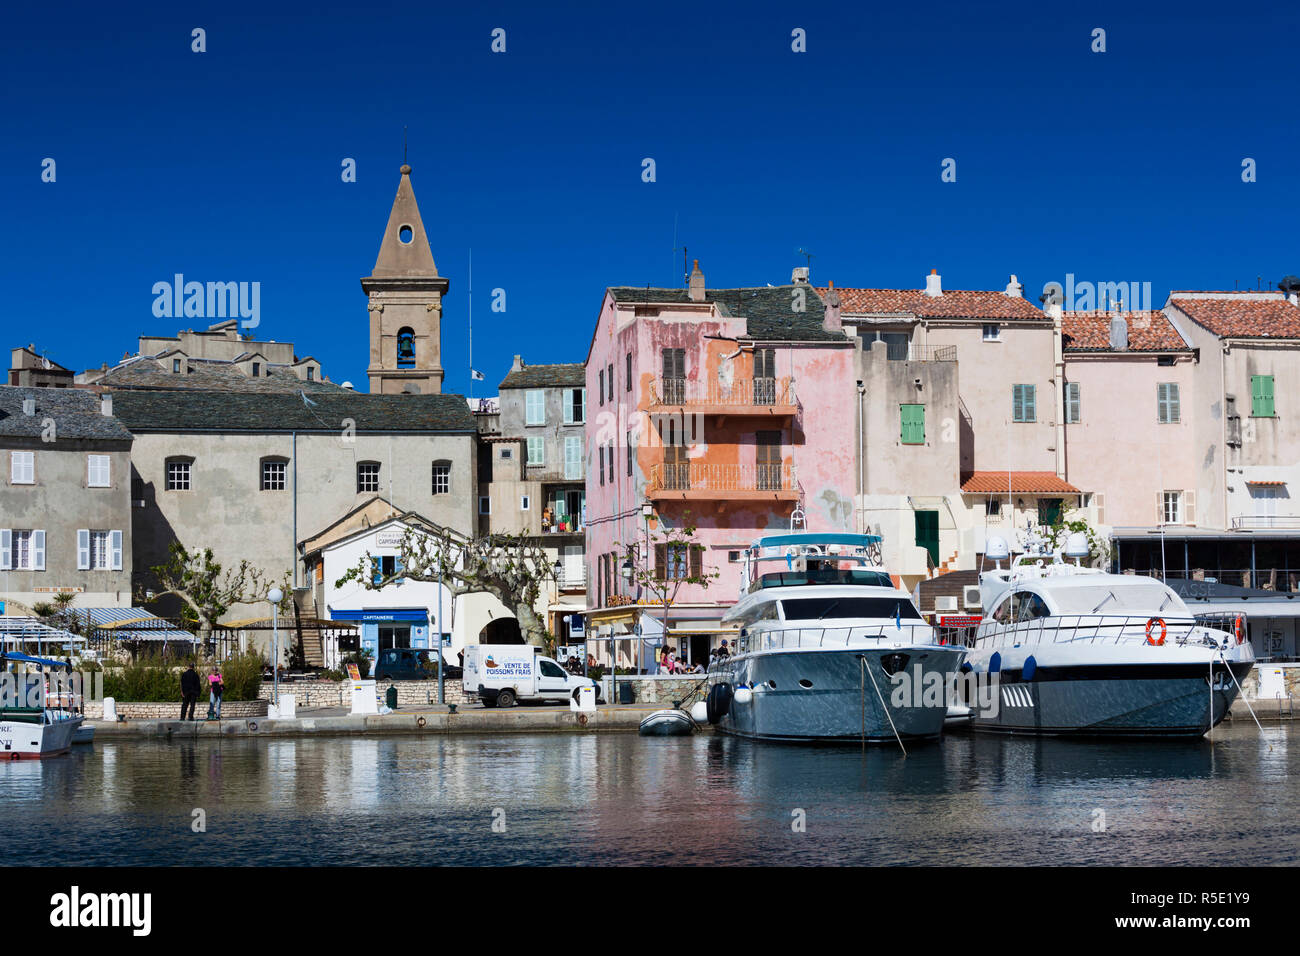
583;263;855;666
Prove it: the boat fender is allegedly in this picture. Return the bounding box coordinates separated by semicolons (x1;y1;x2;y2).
988;652;1001;674
705;682;733;724
960;661;973;673
1022;656;1037;681
1145;617;1167;646
690;701;708;723
733;686;753;705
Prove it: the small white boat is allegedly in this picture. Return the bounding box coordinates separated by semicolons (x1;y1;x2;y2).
1;652;85;759
638;709;697;736
71;724;95;746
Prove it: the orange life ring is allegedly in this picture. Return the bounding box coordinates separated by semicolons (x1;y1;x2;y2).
1145;617;1167;646
1234;615;1245;645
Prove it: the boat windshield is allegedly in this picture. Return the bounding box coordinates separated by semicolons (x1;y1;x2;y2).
756;569;894;590
1051;584;1188;616
780;597;924;621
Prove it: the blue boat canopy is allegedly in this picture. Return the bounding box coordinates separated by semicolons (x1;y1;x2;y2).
753;532;882;549
0;651;72;670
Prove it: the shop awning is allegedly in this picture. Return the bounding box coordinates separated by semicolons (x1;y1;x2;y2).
83;607;195;643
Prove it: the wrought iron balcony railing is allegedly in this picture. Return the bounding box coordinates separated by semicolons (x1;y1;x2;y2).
649;376;796;411
647;461;798;498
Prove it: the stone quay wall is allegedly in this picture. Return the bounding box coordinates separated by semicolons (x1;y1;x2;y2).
601;675;708;705
256;679;469;708
85;699;269;719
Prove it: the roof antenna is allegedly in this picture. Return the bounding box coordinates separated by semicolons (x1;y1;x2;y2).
797;247;815;269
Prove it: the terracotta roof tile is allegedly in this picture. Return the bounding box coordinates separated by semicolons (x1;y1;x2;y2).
960;471;1082;494
1168;293;1300;339
1061;311;1190;352
821;288;1046;321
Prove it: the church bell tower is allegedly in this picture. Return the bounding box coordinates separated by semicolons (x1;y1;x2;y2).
362;164;447;394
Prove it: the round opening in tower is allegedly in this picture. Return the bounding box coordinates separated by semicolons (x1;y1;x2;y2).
398;224;413;244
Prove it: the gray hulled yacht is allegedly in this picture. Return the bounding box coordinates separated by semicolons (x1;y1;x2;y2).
705;531;965;744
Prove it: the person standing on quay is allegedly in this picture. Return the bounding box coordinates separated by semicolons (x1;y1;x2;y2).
207;666;224;720
180;663;200;720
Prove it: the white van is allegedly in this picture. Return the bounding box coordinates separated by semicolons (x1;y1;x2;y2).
462;644;599;708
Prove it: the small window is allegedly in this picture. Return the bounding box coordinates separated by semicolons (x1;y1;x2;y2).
432;462;450;495
525;390;546;425
1251;375;1275;417
396;328;416;369
900;404;925;444
1062;382;1080;424
1157;383;1180;424
521;494;531;511
598;370;605;407
251;362;260;378
1157;356;1175;367
626;353;632;391
983;324;1001;341
1013;384;1036;422
527;436;545;466
307;367;315;380
1163;491;1182;524
10;451;34;485
986;497;1002;518
607;363;614;401
172;358;181;373
479;496;491;515
165;459;192;491
563;388;585;424
88;454;111;488
1017;592;1051;621
357;461;380;493
500;447;513;460
564;435;583;480
626;431;633;476
598;445;605;486
261;459;287;491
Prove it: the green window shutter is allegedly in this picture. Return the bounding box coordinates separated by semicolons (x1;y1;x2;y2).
1263;375;1275;416
1013;384;1036;422
901;404;925;444
1252;375;1275;417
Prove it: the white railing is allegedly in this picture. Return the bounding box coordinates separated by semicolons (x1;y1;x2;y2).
972;613;1239;649
728;624;949;655
1230;515;1300;530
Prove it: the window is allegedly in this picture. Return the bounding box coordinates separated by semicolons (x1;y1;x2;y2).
1157;356;1175;367
607;363;614;401
251;362;260;378
172;358;181;373
372;555;403;584
165;459;191;491
986;497;1003;518
1163;491;1182;524
10;451;34;485
626;431;633;476
500;447;513;460
564;436;583;480
479;496;491;515
626;353;632;391
598;369;605;406
598;444;605;486
88;455;111;487
307;367;315;381
520;494;531;511
527;436;545;467
432;461;450;495
357;462;380;493
261;459;287;491
396;328;416;369
656;543;701;581
1064;382;1081;424
781;597;924;621
900;404;925;444
1157;383;1180;423
1251;375;1275;417
3;530;45;571
525;390;546;425
78;529;122;571
661;348;685;403
1013;384;1036;422
983;324;1001;341
756;431;781;490
563;388;585;424
1038;498;1062;527
1017;592;1051;622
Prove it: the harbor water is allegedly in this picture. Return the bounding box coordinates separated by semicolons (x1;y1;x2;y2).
3;722;1297;866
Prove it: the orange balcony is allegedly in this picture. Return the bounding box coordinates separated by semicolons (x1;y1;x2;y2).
648;376;797;419
646;461;799;505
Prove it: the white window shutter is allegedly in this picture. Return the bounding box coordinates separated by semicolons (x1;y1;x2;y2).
110;530;123;570
1095;493;1105;525
1185;490;1195;525
32;530;45;570
1156;492;1164;525
77;529;90;570
0;529;10;571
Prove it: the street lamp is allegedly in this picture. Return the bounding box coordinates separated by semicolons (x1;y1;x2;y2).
267;587;284;707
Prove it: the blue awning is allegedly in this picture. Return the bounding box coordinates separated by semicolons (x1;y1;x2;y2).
0;651;72;669
753;532;882;549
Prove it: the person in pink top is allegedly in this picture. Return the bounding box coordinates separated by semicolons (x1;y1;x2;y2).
207;667;224;720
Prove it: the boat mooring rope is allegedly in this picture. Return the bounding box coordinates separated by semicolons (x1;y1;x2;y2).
1219;652;1270;749
860;654;906;756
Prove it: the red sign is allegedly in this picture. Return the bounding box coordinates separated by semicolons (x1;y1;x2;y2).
938;615;982;627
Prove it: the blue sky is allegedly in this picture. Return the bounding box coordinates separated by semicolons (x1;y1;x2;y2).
3;0;1298;393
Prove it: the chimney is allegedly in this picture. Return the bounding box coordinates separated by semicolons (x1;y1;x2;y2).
791;266;810;285
511;354;524;372
1289;292;1299;307
22;397;35;416
101;393;113;417
688;259;706;303
924;269;942;298
1004;274;1023;298
1109;317;1128;350
822;280;842;332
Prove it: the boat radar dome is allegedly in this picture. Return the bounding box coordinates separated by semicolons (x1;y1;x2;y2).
1064;531;1090;560
985;536;1010;561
